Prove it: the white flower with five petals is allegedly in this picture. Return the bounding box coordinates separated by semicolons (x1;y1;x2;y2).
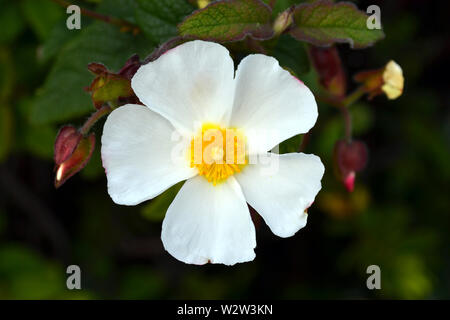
101;40;325;266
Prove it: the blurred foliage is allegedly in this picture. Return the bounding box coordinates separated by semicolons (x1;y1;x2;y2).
0;0;448;300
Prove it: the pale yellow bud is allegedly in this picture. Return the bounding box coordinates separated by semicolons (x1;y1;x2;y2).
197;0;210;9
381;60;404;100
273;9;294;36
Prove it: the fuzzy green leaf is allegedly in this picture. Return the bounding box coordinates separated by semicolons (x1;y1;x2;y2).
30;22;153;125
135;0;194;44
290;0;384;48
178;0;274;42
273;34;310;76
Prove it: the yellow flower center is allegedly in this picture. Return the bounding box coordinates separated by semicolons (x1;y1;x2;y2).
190;123;247;185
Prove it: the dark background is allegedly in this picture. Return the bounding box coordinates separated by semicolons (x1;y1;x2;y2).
0;0;449;299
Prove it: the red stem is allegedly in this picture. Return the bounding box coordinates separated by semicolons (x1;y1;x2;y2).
79;105;112;136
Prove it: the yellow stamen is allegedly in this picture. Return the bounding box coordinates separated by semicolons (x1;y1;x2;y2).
190;123;247;185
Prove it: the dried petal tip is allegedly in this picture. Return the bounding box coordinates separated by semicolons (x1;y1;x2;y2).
334;140;368;192
354;60;404;100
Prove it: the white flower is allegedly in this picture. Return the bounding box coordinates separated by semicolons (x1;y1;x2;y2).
101;40;325;266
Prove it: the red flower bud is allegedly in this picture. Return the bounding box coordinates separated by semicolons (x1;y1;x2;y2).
54;133;95;188
54;125;82;165
309;46;346;98
334;140;368;192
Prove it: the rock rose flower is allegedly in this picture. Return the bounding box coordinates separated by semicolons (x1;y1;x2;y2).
101;40;324;265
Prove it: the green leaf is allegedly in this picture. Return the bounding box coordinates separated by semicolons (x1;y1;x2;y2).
0;106;13;162
31;22;154;125
0;48;14;100
264;0;301;16
178;0;274;42
0;0;25;44
135;0;195;44
20;0;64;41
38;23;80;64
273;34;310;76
290;0;384;48
97;0;139;24
120;267;166;299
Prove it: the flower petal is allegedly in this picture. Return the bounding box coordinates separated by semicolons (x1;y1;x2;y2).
235;153;324;238
161;176;256;265
101;104;196;205
231;54;318;154
132;40;235;136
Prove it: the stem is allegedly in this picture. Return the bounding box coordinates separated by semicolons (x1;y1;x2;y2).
341;86;366;108
79;105;112;135
316;86;365;143
52;0;139;31
340;105;352;142
339;86;366;141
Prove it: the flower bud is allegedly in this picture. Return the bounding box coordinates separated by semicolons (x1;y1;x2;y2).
273;8;294;36
54;133;96;188
188;0;210;8
309;46;346;98
197;0;210;9
334;139;368;192
354;60;404;100
54;125;82;165
86;55;142;109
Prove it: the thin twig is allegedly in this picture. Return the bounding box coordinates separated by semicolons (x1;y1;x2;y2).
340;105;352;142
79;105;112;136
